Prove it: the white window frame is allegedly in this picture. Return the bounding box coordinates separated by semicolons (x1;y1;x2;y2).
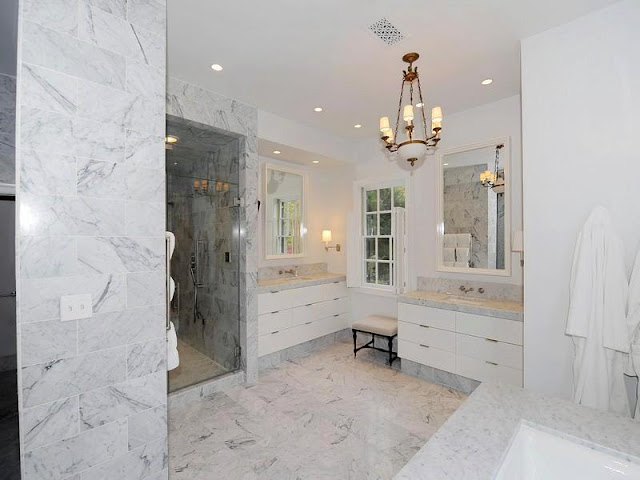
354;178;408;292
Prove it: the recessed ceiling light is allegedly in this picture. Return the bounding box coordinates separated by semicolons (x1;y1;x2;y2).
211;64;223;71
165;135;178;144
481;78;493;85
416;103;424;108
273;150;281;155
314;107;323;112
312;160;320;164
354;124;362;129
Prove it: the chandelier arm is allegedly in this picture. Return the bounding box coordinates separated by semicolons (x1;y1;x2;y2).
416;74;429;141
393;74;405;145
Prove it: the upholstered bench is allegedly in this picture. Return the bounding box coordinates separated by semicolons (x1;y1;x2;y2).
351;315;398;366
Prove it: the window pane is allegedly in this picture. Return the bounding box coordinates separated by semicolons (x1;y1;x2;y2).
378;238;390;260
366;190;377;212
393;186;405;208
366;261;376;284
366;238;376;259
379;188;391;211
366;214;378;236
380;213;391;235
378;262;390;285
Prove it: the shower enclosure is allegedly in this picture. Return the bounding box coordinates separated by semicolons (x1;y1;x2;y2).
166;116;241;393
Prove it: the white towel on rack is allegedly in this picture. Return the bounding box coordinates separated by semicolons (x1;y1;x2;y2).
456;247;470;263
456;233;472;249
166;231;176;259
444;234;457;248
170;277;176;301
444;247;456;262
167;321;179;371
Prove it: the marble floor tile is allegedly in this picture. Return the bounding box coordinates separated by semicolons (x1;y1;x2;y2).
168;340;466;479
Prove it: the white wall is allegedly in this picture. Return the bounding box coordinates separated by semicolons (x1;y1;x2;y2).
349;95;523;323
522;0;640;399
258;156;354;273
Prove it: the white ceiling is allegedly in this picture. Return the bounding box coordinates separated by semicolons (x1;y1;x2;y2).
167;0;618;141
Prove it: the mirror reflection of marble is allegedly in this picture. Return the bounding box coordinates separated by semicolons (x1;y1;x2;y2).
264;164;306;259
436;138;511;276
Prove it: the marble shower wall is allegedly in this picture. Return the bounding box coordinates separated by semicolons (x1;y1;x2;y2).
167;78;259;384
16;2;168;479
166;132;241;374
443;164;491;268
0;73;16;185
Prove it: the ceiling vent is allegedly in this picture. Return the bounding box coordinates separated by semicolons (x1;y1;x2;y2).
368;18;404;46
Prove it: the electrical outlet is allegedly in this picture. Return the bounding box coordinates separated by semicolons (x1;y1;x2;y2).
60;294;93;321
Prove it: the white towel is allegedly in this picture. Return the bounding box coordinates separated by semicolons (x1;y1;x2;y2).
627;249;640;419
444;234;457;248
170;277;176;301
454;261;469;268
166;231;176;259
456;233;472;249
167;321;179;371
456;247;470;263
444;247;456;262
566;206;630;416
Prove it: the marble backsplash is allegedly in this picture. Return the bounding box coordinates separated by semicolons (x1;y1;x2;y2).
417;276;523;303
258;262;328;281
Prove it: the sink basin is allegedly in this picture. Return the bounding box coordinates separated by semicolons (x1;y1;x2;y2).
444;295;486;306
494;422;640;480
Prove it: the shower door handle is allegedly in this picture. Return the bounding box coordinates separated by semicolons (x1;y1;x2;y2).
166;235;172;331
0;291;16;298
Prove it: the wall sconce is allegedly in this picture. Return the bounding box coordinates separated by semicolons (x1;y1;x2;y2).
512;230;524;266
322;230;341;252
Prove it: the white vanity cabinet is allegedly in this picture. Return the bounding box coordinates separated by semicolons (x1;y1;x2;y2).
398;303;523;387
258;281;348;356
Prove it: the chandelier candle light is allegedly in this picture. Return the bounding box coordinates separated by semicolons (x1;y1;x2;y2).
379;52;443;167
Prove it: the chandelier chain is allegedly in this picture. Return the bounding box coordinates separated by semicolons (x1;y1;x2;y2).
416;71;429;141
393;74;405;143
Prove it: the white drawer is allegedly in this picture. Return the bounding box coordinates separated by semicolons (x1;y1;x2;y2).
324;281;348;300
399;303;456;331
258;289;296;315
398;321;456;353
398;339;455;373
456;312;523;346
288;284;333;308
456;333;523;370
456;354;523;387
291;297;348;327
258;310;292;336
259;329;290;356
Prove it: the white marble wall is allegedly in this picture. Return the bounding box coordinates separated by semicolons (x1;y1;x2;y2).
166;77;259;384
16;1;168;479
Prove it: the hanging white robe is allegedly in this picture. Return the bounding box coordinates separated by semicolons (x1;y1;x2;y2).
566;206;630;416
627;250;640;419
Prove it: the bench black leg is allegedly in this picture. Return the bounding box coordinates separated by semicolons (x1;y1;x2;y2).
352;330;357;357
388;336;393;366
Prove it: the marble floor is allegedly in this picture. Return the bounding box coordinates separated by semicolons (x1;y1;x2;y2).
169;340;230;393
168;340;466;479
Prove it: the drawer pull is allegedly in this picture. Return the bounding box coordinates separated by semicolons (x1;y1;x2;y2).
485;338;498;343
305;303;313;307
485;361;498;366
271;330;280;334
270;291;280;294
271;310;279;314
333;314;340;317
419;344;430;349
419;324;430;329
305;321;312;325
333;281;340;284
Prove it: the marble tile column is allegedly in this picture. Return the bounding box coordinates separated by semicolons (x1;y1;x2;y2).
16;1;168;478
166;78;258;384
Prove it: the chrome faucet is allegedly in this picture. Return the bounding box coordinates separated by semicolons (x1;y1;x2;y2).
280;267;298;277
459;285;474;294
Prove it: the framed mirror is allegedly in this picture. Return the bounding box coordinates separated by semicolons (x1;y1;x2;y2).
436;137;511;276
264;163;307;259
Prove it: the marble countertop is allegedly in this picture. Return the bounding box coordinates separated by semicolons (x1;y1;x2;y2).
398;291;524;321
258;272;346;293
395;382;640;480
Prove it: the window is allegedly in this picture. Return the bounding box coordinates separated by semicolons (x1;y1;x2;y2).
362;183;405;289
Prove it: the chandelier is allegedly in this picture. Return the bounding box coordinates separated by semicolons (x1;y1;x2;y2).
379;52;443;167
480;144;505;194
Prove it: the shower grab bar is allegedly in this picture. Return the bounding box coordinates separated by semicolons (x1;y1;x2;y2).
166;235;172;331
